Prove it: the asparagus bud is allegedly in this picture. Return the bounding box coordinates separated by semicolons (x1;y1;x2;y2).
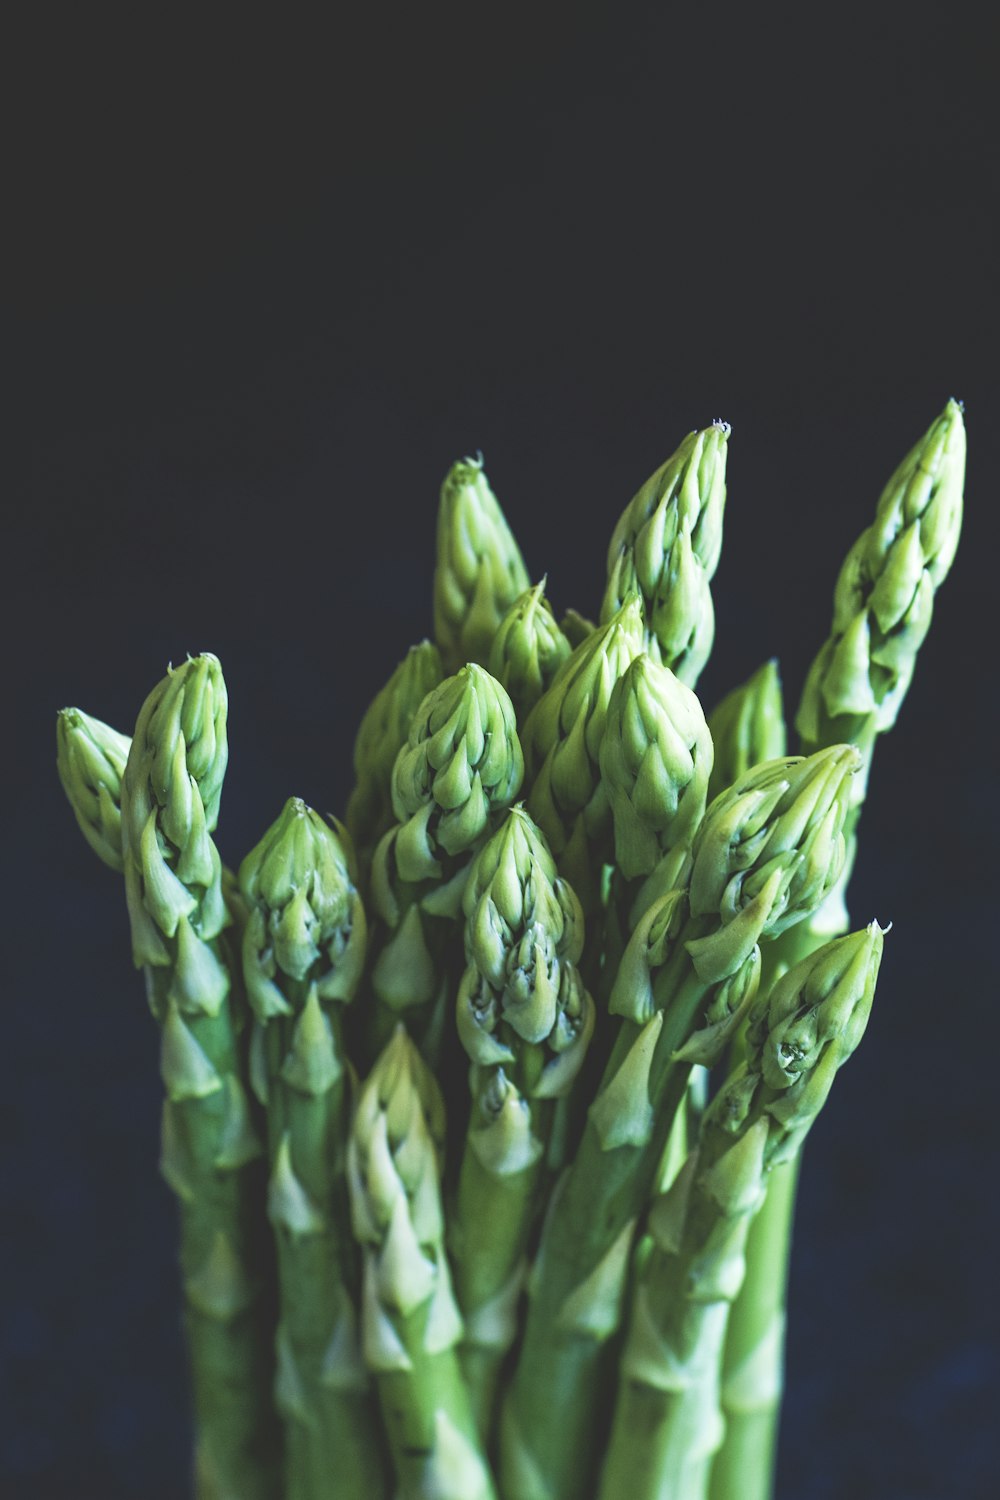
434;456;531;673
601;423;730;686
240;797;367;1018
797;399;965;755
488;580;572;721
600;654;714;881
523;594;645;911
346;640;444;867
57;707;132;871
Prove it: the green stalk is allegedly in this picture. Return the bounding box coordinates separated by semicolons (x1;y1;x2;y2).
239;798;387;1499
499;746;859;1500
710;399;966;1500
599;926;883;1500
449;808;595;1435
348;1029;498;1499
119;656;281;1500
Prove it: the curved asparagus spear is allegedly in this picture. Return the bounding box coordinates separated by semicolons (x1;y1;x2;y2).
600;924;884;1500
346;640;444;879
522;595;644;917
433;456;531;673
450;807;594;1432
366;664;523;1067
120;655;281;1500
239;798;387;1499
488;580;572;722
601;423;730;687
348;1028;498;1500
499;744;860;1500
710;399;966;1500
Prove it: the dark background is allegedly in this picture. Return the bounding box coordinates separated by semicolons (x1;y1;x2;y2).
6;5;999;1496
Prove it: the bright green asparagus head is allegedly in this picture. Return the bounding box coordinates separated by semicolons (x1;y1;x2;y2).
346;639;444;856
120;655;231;1013
711;922;884;1163
457;808;594;1097
707;658;787;802
389;664;523;875
522;594;644;901
599;653;715;880
488;580;573;721
797;399;965;754
684;745;861;983
462;806;584;979
238;797;366;1019
347;1027;457;1323
433;455;531;673
601;422;730;686
57;707;132;871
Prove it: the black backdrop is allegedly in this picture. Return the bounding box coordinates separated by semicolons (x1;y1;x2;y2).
7;6;999;1497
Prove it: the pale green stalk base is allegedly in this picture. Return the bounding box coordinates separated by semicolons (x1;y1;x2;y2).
708;1155;800;1500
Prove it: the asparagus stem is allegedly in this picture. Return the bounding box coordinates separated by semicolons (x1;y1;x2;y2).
240;798;388;1499
500;746;859;1500
599;925;883;1500
121;657;282;1499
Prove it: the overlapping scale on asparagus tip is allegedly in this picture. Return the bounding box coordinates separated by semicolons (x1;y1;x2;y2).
459;806;594;1102
433;455;531;673
706;659;787;804
349;1028;497;1500
57;707;132;871
682;745;861;985
797;399;965;758
522;594;645;912
601;423;729;687
488;580;573;722
600;653;715;882
366;663;524;1058
240;797;367;1021
346;640;445;870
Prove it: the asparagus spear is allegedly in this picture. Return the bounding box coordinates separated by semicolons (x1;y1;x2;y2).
600;924;884;1500
709;399;966;1500
434;456;531;673
488;580;572;722
57;707;132;871
601;423;729;687
120;655;281;1500
706;661;787;805
346;640;444;880
449;807;594;1433
499;744;859;1500
348;1027;498;1500
366;664;523;1068
239;798;387;1499
521;595;645;919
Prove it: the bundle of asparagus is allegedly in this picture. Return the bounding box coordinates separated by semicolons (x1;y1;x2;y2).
58;401;965;1499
